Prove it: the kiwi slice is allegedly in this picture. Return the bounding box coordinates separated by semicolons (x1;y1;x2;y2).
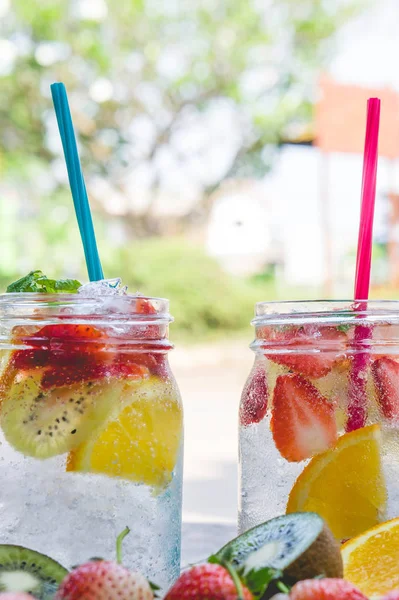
213;513;343;585
0;372;123;459
0;544;68;599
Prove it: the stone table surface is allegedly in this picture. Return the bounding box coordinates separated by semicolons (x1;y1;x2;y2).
181;522;237;566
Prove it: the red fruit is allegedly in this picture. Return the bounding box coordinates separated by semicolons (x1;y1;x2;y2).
164;564;252;600
136;298;157;314
290;578;367;600
11;348;50;369
371;357;399;420
115;351;159;371
271;373;338;462
240;367;268;426
37;324;103;342
41;361;150;389
263;325;347;379
11;324;105;371
55;561;153;600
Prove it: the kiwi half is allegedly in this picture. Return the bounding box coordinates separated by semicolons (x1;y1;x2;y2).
0;372;122;459
213;513;343;583
0;544;68;599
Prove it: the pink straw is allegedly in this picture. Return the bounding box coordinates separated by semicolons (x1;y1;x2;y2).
354;98;381;300
346;98;380;432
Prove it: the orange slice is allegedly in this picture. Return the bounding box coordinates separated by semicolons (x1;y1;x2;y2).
67;378;183;489
287;424;387;540
342;517;399;599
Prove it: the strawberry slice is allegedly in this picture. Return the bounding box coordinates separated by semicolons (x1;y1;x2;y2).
136;298;157;314
41;361;150;389
11;348;50;369
271;373;338;462
263;325;347;379
240;367;268;426
371;356;399;420
135;297;161;340
37;324;104;356
11;324;105;370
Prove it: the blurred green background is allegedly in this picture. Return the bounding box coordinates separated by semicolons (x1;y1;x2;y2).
0;0;383;342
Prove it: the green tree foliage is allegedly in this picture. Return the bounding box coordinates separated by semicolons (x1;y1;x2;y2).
0;0;361;230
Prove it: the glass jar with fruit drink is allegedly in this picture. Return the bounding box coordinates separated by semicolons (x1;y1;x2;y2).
239;300;399;543
0;292;183;592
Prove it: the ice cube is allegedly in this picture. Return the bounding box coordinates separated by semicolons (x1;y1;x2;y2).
78;278;128;296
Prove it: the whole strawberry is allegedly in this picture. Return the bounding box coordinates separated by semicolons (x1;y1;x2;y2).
164;564;252;600
55;527;153;600
290;578;367;600
55;561;152;600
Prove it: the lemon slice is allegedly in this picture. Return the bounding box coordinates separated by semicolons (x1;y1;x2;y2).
342;517;399;599
67;377;183;489
287;424;387;540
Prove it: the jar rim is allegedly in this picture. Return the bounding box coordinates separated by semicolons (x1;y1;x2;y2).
253;299;399;325
0;293;172;342
0;292;169;303
0;293;170;318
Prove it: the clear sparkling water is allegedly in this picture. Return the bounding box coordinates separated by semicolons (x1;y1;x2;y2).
0;434;183;593
239;417;304;533
239;359;399;535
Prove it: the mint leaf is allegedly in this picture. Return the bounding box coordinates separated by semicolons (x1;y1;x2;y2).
209;552;282;599
54;278;82;292
149;581;161;598
240;566;283;599
337;324;351;333
6;271;81;294
6;270;44;292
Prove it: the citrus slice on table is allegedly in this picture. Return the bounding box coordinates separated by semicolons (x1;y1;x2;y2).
286;424;387;540
67;377;183;489
342;517;399;599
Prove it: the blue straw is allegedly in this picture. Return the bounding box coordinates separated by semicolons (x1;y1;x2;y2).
50;83;104;282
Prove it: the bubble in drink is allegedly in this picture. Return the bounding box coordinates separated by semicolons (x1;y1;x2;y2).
78;278;128;296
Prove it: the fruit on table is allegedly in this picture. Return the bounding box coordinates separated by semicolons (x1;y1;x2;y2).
271;374;338;462
342;517;399;599
67;378;183;488
290;578;367;600
262;325;347;379
0;544;67;600
164;564;253;600
55;561;153;600
372;357;399;420
287;424;387;540
0;373;124;459
240;366;268;426
55;528;153;600
212;513;343;583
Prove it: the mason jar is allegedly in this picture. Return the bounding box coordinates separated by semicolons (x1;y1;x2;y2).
239;300;399;543
0;293;183;592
